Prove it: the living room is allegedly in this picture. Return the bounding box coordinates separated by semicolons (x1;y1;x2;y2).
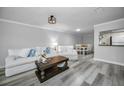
0;7;124;86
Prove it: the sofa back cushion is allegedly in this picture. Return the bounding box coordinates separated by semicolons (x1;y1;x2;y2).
8;48;30;57
8;47;58;58
58;46;74;53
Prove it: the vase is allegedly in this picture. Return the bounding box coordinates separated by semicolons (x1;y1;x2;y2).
42;57;47;63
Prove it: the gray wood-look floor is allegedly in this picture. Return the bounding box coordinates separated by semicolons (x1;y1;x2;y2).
0;54;124;86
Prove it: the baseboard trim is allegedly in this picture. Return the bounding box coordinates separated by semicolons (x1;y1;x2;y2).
93;58;124;66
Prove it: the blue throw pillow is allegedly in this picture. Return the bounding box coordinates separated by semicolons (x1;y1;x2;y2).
43;47;51;54
46;47;50;54
27;49;36;57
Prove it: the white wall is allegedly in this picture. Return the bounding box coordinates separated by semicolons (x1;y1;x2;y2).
82;32;94;46
94;18;124;65
0;21;83;68
82;32;94;51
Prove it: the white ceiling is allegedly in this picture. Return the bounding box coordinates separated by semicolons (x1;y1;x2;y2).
0;7;124;34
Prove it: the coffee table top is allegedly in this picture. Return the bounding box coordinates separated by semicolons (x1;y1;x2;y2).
35;56;69;70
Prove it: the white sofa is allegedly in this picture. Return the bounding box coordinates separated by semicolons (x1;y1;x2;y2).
5;48;38;77
58;46;78;60
5;46;78;77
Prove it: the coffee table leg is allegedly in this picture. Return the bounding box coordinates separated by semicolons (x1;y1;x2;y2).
41;70;45;79
65;61;68;68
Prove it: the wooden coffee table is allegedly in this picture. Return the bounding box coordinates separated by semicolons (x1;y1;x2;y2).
35;56;69;83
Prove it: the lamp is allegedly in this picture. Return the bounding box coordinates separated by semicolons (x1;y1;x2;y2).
52;42;58;46
48;15;56;24
51;42;58;52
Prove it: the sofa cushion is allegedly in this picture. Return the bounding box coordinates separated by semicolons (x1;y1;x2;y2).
8;48;30;57
15;56;25;60
35;47;43;56
20;49;30;57
44;47;51;54
5;57;37;68
57;46;77;59
58;46;74;53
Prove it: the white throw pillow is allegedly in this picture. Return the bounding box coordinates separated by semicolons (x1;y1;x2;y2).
35;47;42;56
19;48;30;57
58;46;67;53
8;49;22;56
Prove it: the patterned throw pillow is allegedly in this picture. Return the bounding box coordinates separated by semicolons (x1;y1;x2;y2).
27;48;36;57
43;47;51;54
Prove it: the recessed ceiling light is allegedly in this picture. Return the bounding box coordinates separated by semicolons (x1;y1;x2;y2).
76;29;81;32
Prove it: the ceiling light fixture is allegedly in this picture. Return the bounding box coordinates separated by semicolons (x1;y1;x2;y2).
76;29;81;32
48;15;56;24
